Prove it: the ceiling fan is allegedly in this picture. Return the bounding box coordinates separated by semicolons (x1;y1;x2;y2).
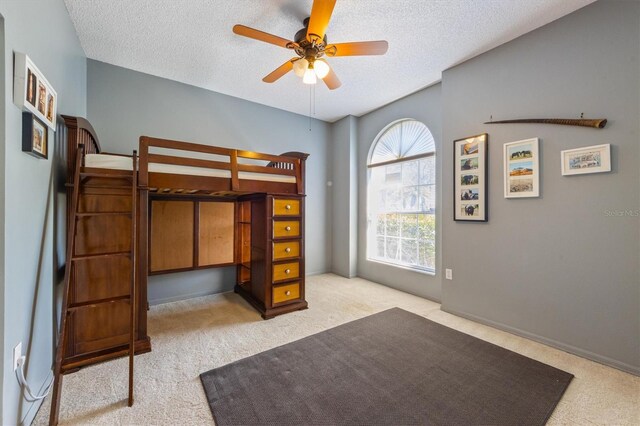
233;0;388;90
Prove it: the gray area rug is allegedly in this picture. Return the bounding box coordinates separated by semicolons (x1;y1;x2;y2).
200;308;573;425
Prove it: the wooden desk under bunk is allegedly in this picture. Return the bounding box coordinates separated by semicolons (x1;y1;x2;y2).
61;116;309;373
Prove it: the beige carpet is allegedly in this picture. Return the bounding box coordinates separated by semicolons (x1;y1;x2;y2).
34;274;639;425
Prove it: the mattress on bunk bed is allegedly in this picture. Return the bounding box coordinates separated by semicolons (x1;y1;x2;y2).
84;153;297;183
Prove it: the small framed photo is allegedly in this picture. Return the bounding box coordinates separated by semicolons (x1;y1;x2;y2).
504;138;539;198
22;112;48;159
454;133;488;221
561;144;611;176
13;52;57;129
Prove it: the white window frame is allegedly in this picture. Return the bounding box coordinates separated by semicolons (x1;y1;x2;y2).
366;119;436;273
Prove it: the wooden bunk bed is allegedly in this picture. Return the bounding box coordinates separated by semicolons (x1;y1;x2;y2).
50;115;309;424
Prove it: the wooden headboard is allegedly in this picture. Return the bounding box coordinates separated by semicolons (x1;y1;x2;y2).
62;115;101;184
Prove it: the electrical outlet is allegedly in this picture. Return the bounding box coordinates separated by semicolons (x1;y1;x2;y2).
13;342;22;371
445;269;453;280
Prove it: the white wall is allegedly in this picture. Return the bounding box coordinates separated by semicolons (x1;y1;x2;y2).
0;1;87;424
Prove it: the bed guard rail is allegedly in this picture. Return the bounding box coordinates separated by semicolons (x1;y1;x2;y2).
138;136;306;194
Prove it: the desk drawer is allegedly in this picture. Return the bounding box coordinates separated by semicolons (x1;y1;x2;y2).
272;282;300;305
273;199;300;216
273;241;300;260
273;220;300;239
273;261;300;282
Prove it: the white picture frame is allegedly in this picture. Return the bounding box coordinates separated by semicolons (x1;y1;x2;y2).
561;144;611;176
13;52;57;129
503;138;540;198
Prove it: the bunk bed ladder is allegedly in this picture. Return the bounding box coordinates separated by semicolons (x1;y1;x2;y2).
49;148;138;425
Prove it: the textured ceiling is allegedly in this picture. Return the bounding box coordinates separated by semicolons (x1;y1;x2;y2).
64;0;595;122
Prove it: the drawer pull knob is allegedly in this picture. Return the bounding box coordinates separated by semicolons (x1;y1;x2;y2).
285;269;291;274
285;204;292;210
285;226;291;231
285;290;291;296
285;247;291;253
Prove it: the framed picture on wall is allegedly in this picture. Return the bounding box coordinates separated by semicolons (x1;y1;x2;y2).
13;52;57;129
561;144;611;176
453;133;488;221
503;138;539;198
22;112;48;159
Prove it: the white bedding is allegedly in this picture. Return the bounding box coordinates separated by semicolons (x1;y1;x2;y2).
85;153;297;184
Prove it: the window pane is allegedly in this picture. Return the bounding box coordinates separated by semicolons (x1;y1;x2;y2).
376;237;386;258
370;167;385;186
420;157;436;185
386;237;400;261
377;189;386;212
401;239;417;264
401;214;418;238
386;214;399;237
419;185;435;213
402;160;419;185
418;241;435;269
385;164;401;184
402;186;419;211
376;214;386;235
386;188;401;211
418;214;435;241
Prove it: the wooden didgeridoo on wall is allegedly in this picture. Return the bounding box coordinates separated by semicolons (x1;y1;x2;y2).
484;118;607;129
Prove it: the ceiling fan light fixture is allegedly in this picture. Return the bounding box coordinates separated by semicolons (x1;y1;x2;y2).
302;67;317;84
234;0;388;90
293;58;309;77
313;59;330;78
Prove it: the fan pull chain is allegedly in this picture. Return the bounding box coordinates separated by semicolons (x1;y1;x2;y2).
308;84;317;132
309;85;312;131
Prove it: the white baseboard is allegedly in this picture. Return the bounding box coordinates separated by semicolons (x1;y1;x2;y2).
442;306;640;377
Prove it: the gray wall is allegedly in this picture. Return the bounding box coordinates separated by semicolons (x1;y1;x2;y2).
0;1;87;424
331;115;358;278
441;0;639;373
356;84;443;302
87;60;332;304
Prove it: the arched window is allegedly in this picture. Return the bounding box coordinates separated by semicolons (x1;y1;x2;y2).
367;119;436;272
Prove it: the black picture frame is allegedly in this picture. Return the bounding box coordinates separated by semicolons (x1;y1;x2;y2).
22;111;48;159
453;133;488;222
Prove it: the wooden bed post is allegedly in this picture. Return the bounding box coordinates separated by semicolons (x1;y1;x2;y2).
230;150;240;191
137;137;149;345
139;137;149;188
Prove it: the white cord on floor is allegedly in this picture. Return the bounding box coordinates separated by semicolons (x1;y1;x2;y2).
15;356;53;401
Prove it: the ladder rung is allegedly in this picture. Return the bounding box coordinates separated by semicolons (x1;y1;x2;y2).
76;211;132;217
68;295;131;311
80;172;133;179
72;251;131;261
82;184;133;190
67;183;133;191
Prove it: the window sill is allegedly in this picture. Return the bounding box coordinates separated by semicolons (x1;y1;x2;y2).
365;258;436;276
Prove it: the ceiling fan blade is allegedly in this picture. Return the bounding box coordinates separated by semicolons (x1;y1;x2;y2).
233;24;293;49
322;63;341;90
306;0;337;42
325;41;389;57
262;58;296;83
